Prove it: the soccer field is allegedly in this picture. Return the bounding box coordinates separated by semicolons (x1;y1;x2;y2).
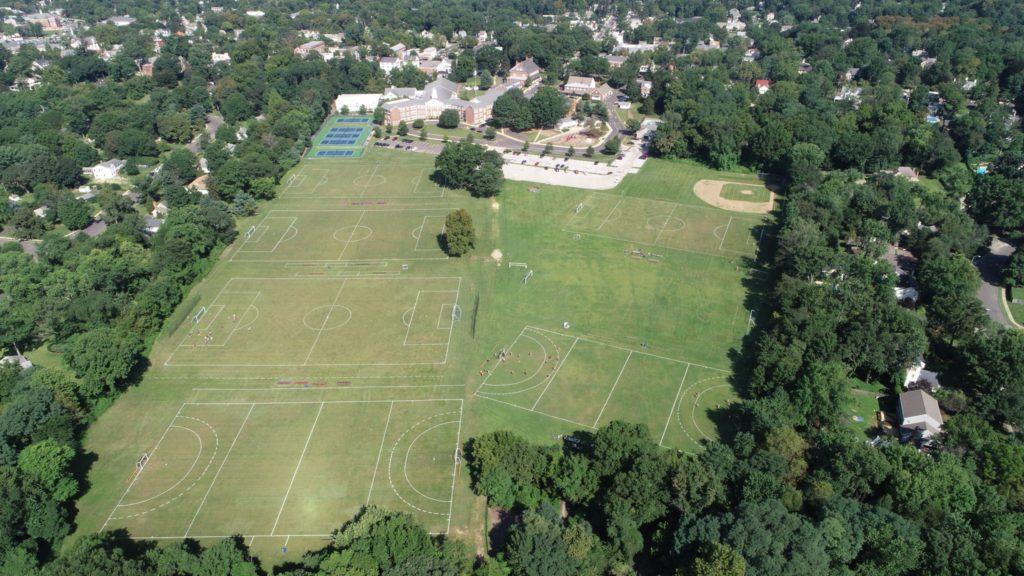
76;148;771;563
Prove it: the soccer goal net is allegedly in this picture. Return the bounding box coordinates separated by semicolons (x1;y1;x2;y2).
191;306;208;325
245;225;257;239
452;305;462;322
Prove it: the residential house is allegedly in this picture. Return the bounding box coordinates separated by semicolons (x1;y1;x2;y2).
294;40;325;57
24;13;61;31
211;52;231;64
898;389;944;440
188;174;210;196
895;166;919;182
1;355;33;369
390;43;407;58
103;15;136;27
85;159;126;181
605;54;627;68
563;75;597;96
418;59;452;76
379;56;401;74
508;57;543;82
755;79;772;94
637;79;652;98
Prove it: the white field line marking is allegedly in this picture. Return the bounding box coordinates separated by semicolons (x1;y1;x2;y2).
101;404;186;531
187;398;461;407
128;533;333;540
718;216;733;251
559;227;751;260
366;401;395;505
402;290;424;346
167;281;236;363
270;402;325;535
185;404;255;537
191;384;459;391
475;327;527;392
234;216;298;256
530;337;579;410
593;351;632;427
117;425;203;509
596;199;623;231
303;280;348;365
653;205;678;246
659;364;690;447
445;401;464;535
475;392;596;430
337;211;368;260
441;278;461;365
359;163;382;197
403;422;457;503
527;325;730;373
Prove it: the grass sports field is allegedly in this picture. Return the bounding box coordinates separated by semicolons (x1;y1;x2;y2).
75;147;772;563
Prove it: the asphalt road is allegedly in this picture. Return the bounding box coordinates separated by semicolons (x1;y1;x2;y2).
974;236;1017;329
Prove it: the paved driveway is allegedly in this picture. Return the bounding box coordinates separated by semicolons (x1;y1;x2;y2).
974;237;1018;329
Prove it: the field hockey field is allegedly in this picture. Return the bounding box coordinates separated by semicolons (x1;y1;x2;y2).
75;146;771;563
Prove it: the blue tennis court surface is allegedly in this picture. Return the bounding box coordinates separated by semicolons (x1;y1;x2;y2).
336;117;370;123
315;150;356;157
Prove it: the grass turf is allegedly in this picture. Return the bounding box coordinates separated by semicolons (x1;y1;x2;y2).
72;147;769;564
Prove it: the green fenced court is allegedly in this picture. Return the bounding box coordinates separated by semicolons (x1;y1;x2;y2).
308;116;372;159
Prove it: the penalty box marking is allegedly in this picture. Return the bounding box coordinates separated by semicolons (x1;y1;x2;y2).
166;276;462;368
403;290;461;347
232;216;298;257
110;399;463;540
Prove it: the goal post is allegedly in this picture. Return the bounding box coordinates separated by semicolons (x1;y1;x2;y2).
191;306;208;325
245;225;257;239
451;304;462;322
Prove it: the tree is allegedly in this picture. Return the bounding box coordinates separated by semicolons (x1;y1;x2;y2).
504;510;580;576
529;87;568;129
485;126;497;140
156;111;193;143
420;128;428;141
480;70;494;90
433;141;504;197
691;543;746;576
493;89;534;131
1004;250;1024;287
17;439;77;502
443;209;476;256
603;137;621;155
438;109;460;129
787;143;825;188
585;146;595;157
451;52;476;83
543;143;554;156
625;118;642;134
397;120;409;137
57;200;90;230
64;327;144;398
160;149;198;185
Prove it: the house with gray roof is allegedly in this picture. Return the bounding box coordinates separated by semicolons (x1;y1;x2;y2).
898;389;943;440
